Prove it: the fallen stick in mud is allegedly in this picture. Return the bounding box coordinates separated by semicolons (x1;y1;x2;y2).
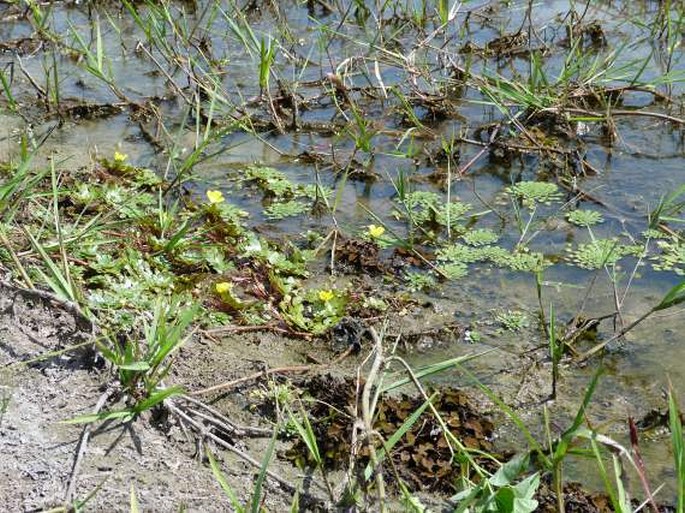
64;388;114;504
165;399;329;509
190;346;355;396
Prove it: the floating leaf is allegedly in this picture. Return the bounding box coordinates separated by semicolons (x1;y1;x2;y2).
264;200;309;220
439;261;469;279
507;181;562;209
462;228;499;246
653;239;685;275
567;238;639;270
566;209;604;227
245;165;293;197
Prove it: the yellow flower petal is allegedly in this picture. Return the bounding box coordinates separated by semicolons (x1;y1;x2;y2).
113;151;128;163
318;289;334;302
206;189;225;205
215;282;232;294
367;224;385;238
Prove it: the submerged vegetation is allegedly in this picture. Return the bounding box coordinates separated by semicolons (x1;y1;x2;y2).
0;0;685;511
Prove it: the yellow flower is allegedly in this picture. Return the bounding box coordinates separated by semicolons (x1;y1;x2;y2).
113;150;128;163
367;224;385;238
215;282;232;294
206;189;225;205
318;289;335;302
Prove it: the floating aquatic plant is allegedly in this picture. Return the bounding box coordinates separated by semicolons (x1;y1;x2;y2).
437;242;546;273
653;239;685;275
566;209;604;227
435;201;472;230
507;181;562;209
301;184;334;201
496;249;548;273
437;243;482;264
495;310;530;332
245;165;294;197
462;228;499;246
404;271;437;292
567;238;641;270
642;228;669;240
438;261;469;280
474;246;513;266
264;200;309;220
398;191;471;230
401;191;440;225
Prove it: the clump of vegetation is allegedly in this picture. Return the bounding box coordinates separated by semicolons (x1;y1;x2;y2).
396;191;472;232
1;0;685;510
462;228;500;246
566;209;604;227
653;238;685;275
567;238;642;270
280;287;348;335
507;182;563;209
495;309;530;332
437;243;547;274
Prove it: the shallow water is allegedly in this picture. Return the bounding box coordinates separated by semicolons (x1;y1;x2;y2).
1;0;684;501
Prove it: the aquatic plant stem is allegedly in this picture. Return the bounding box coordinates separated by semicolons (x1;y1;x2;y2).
542;106;685;126
628;417;661;513
576;308;654;362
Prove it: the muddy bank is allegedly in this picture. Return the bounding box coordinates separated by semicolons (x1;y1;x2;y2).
0;284;293;512
0;280;679;511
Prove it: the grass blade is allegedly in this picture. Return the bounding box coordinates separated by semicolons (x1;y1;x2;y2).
130;484;140;513
23;226;78;303
250;427;278;513
364;392;436;481
206;446;245;513
382;352;492;393
287;405;321;467
669;385;684;513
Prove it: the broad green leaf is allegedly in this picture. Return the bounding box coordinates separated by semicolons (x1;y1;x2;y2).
490;453;530;487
